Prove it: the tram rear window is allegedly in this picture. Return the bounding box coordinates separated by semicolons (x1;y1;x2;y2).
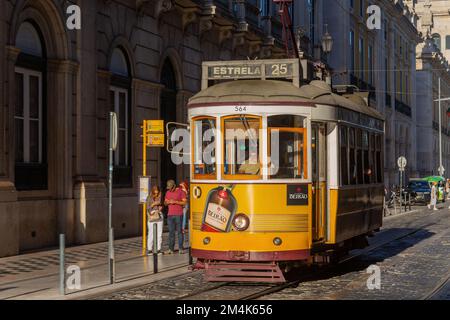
223;116;261;178
193;117;216;178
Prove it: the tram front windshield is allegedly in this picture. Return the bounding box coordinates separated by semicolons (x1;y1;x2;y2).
192;114;308;181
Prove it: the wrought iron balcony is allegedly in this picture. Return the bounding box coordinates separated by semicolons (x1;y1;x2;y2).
395;99;412;117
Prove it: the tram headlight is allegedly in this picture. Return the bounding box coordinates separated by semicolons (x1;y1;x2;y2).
203;237;211;245
232;214;250;231
273;237;282;246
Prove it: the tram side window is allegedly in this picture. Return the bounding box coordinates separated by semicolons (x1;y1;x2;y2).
224;116;261;177
349;127;357;184
363;131;370;184
370;133;376;184
268;115;307;179
193;117;216;178
340;126;349;185
376;135;383;183
356;129;363;184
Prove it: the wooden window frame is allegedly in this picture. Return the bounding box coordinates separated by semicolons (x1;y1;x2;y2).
110;86;129;167
221;115;262;181
268;127;308;180
15;67;43;164
192;116;217;180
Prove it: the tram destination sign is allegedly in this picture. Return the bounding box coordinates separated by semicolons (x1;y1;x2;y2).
203;59;299;88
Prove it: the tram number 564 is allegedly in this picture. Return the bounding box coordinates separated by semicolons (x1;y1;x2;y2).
234;106;247;112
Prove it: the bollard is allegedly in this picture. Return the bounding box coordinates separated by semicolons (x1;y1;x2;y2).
153;223;158;274
109;228;115;284
59;234;65;295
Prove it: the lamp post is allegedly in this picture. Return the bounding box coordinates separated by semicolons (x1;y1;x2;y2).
434;77;450;177
321;24;333;84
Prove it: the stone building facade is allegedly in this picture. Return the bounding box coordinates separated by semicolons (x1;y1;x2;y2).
410;0;450;177
0;0;297;257
326;0;420;188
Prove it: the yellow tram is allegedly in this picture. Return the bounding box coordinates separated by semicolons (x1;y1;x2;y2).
187;59;384;283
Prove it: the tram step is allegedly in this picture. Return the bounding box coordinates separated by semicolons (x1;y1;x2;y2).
204;262;286;283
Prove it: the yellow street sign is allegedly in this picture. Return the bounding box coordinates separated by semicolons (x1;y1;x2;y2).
147;133;165;147
146;120;164;133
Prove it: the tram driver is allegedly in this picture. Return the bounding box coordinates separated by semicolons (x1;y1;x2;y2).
238;149;260;175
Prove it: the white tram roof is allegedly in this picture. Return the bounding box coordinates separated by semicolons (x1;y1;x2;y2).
188;79;384;121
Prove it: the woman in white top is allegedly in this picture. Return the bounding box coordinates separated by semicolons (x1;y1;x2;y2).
428;182;438;211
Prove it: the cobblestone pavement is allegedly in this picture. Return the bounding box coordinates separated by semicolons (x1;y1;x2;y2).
260;206;450;300
95;205;450;300
0;231;189;285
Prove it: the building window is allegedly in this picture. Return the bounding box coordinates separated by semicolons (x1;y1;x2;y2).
350;0;354;9
359;37;364;80
340;126;349;186
15;68;42;164
350;30;355;75
14;21;47;191
259;0;269;16
110;48;132;187
110;87;129;166
432;33;441;51
359;0;364;17
446;35;450;50
308;0;315;53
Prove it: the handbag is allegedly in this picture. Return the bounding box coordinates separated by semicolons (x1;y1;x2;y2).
148;209;162;222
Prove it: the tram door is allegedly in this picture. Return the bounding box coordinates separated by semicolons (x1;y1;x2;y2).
311;123;327;243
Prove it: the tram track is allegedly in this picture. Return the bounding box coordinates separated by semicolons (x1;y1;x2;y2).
422;271;450;300
176;221;436;301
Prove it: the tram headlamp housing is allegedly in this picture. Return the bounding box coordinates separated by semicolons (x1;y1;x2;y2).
232;214;250;231
273;237;282;246
203;237;211;245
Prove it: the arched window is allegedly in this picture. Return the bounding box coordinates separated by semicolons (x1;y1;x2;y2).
432;33;441;51
110;48;132;187
15;21;47;191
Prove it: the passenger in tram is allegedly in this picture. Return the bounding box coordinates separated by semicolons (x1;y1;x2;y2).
238;149;260;175
164;180;187;254
146;186;164;255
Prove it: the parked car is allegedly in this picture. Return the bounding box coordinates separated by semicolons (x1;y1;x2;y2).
406;180;431;205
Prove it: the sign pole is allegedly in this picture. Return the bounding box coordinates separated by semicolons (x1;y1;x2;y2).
108;112;117;284
142;120;147;256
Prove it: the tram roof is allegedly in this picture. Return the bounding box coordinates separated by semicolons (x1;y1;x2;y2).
188;79;384;121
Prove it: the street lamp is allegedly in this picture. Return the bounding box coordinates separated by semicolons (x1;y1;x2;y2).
321;24;333;54
321;24;333;85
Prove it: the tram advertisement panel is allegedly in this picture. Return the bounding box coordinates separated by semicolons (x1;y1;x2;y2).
286;184;309;206
196;184;310;234
201;185;237;233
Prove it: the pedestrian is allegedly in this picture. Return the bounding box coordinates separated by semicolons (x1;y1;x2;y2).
179;181;190;243
446;179;450;200
146;185;164;255
164;179;187;254
428;181;438;211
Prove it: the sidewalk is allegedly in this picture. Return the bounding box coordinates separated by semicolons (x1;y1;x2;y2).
0;233;191;300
